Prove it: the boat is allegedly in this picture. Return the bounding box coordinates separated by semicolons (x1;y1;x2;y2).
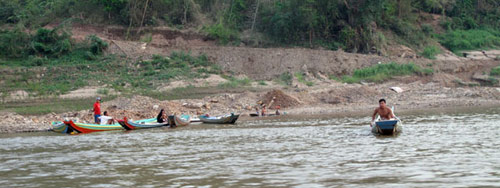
52;121;71;134
371;106;402;135
118;117;166;130
173;115;191;126
199;113;239;124
371;119;402;135
63;120;124;134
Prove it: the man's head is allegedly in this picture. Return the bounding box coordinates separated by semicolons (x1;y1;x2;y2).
96;97;101;102
103;111;108;116
379;99;386;107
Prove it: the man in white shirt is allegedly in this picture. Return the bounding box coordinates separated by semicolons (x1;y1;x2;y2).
99;111;115;125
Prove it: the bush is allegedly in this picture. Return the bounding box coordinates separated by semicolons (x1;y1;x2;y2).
0;29;31;58
342;62;432;83
421;24;434;34
204;23;239;45
491;66;500;76
438;29;500;53
420;46;441;59
87;35;108;55
30;28;72;57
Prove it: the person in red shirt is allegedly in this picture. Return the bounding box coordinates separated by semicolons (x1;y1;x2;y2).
93;97;101;123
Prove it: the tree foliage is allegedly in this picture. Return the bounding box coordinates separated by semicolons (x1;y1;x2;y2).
0;0;499;53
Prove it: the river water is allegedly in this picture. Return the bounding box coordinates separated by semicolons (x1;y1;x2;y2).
1;108;499;187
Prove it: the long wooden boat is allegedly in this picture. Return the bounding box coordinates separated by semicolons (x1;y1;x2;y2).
63;120;124;134
118;117;167;130
52;121;71;134
199;113;239;124
371;119;402;135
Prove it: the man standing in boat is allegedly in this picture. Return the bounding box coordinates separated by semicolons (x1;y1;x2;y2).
371;99;394;126
93;97;102;124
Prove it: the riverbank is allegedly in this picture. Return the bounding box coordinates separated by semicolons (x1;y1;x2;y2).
1;78;499;133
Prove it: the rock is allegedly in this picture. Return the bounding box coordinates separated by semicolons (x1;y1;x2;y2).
153;105;159;110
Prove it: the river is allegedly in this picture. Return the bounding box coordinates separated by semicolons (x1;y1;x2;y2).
1;108;499;187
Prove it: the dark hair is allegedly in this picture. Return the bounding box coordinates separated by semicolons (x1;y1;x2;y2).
379;99;386;103
103;111;108;115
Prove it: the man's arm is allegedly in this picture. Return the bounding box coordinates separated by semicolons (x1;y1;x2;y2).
372;108;378;121
389;108;395;119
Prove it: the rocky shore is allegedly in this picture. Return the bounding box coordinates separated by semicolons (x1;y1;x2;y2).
1;77;499;133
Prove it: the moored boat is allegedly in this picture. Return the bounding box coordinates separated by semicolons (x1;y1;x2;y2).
199;113;239;124
173;115;191;126
52;121;70;134
117;117;165;130
63;120;124;134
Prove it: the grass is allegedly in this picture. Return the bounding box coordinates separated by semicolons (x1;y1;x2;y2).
258;80;267;86
294;72;314;86
275;72;293;86
491;66;500;76
0;97;108;115
438;29;500;54
218;77;252;89
420;46;441;59
342;62;433;83
97;88;109;95
142;86;259;101
1;51;220;98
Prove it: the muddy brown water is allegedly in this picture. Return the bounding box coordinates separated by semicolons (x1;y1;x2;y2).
1;108;499;187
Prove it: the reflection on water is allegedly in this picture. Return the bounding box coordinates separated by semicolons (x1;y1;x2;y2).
1;108;499;187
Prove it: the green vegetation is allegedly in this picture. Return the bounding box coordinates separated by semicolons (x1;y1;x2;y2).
342;62;433;83
420;46;442;59
275;72;292;86
142;86;258;101
0;0;498;53
491;66;500;76
0;97;104;115
258;80;267;86
437;29;500;54
294;72;314;87
218;77;252;89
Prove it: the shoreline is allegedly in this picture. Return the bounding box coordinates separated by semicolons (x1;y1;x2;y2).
1;97;499;134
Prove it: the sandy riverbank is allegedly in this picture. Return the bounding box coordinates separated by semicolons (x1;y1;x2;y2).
1;78;499;133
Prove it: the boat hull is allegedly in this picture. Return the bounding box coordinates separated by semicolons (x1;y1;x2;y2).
372;120;402;135
199;114;239;124
118;117;166;130
64;120;123;134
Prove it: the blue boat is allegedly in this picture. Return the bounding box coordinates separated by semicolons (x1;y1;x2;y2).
199;113;239;124
372;119;402;135
118;117;167;130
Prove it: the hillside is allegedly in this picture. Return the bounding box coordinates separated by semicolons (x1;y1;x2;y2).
0;0;500;122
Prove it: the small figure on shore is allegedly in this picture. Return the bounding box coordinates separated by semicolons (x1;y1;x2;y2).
254;106;260;116
261;104;267;116
157;109;167;123
371;99;394;126
275;105;281;115
100;111;115;125
93;97;101;124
